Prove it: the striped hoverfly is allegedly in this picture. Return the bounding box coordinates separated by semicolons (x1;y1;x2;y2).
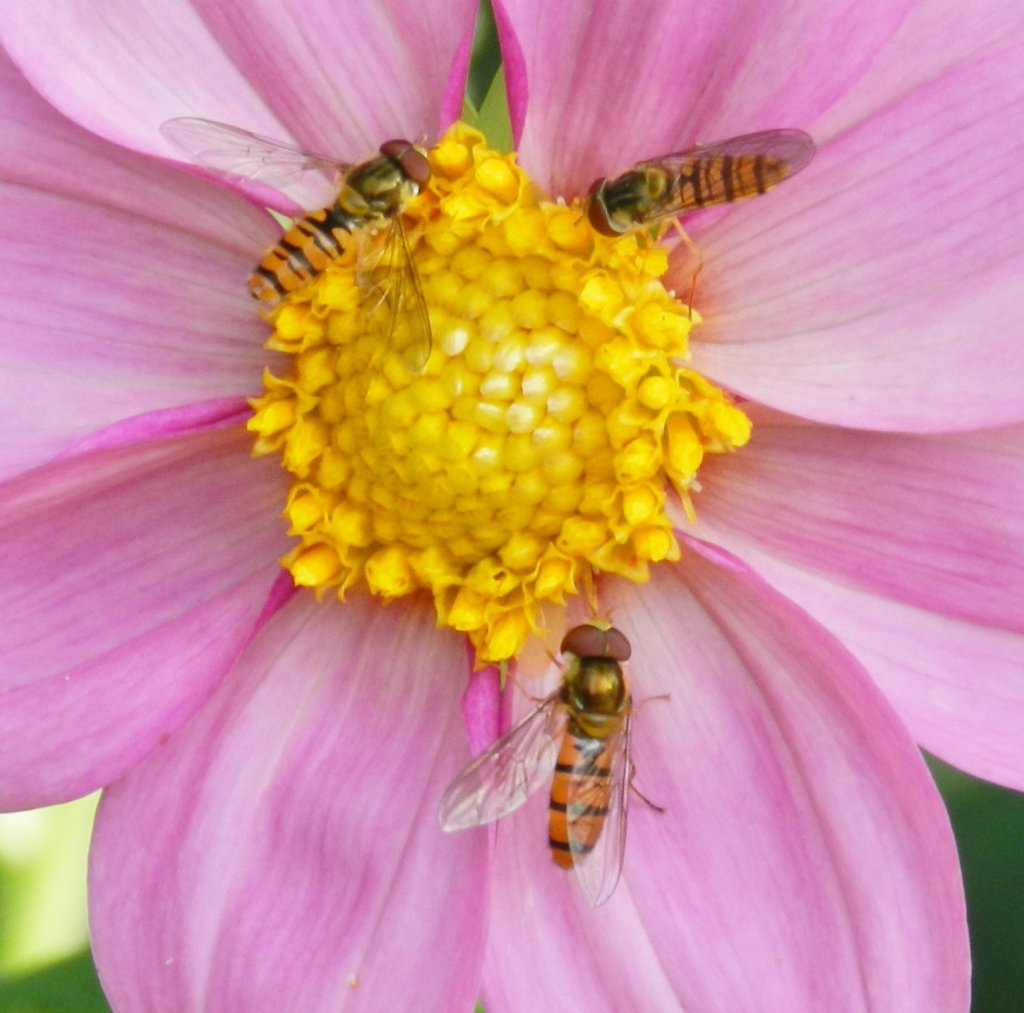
586;129;815;309
162;117;432;371
439;622;648;907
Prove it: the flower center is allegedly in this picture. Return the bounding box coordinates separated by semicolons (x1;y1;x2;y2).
248;123;750;662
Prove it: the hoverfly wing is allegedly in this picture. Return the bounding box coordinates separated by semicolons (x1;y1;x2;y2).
438;692;564;831
160;117;347;203
662;128;816;172
360;217;432;373
568;715;633;907
634;128;816;221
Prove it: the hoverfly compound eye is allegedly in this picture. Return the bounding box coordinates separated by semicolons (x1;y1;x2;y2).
560;623;632;661
379;139;431;187
585;179;618;237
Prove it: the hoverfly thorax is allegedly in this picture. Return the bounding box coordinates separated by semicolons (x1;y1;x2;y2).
586;170;667;237
339;140;429;221
562;656;629;738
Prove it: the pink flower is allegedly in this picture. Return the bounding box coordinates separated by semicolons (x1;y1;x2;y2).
2;0;1021;1009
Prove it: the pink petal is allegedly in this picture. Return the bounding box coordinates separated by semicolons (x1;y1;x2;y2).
61;399;250;458
483;546;968;1010
694;418;1024;786
1;51;281;479
0;4;287;158
2;182;271;479
495;0;910;195
90;593;486;1012
691;20;1024;429
2;0;476;163
724;554;1024;793
813;1;1024;141
0;49;275;254
184;0;477;151
0;426;288;809
698;420;1024;631
460;663;504;756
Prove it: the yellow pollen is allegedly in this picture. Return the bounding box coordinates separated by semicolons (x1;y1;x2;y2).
248;123;751;662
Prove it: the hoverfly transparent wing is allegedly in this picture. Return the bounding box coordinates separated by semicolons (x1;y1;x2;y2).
438;692;564;831
567;715;634;907
160;117;348;205
359;216;432;373
669;128;816;169
634;128;816;222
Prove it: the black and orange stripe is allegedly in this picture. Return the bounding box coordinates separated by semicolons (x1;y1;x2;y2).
667;151;786;211
548;732;614;869
249;205;361;304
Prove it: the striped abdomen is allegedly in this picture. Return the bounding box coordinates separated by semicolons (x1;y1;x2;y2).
662;152;790;209
249;204;360;305
548;733;613;869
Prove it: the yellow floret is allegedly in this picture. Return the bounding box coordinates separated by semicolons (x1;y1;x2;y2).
247;123;750;662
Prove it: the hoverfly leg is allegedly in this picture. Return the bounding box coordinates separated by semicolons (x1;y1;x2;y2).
634;692;671;713
627;693;667;813
510;667;549;705
629;775;667;814
669;218;704;320
581;567;601;618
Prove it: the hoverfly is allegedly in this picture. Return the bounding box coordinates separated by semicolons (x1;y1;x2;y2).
438;622;642;907
161;117;432;371
586;129;815;310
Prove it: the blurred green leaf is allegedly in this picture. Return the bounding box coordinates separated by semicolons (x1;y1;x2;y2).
0;950;109;1013
466;0;500;112
0;797;96;977
474;68;513;154
929;755;1024;1013
462;1;511;152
